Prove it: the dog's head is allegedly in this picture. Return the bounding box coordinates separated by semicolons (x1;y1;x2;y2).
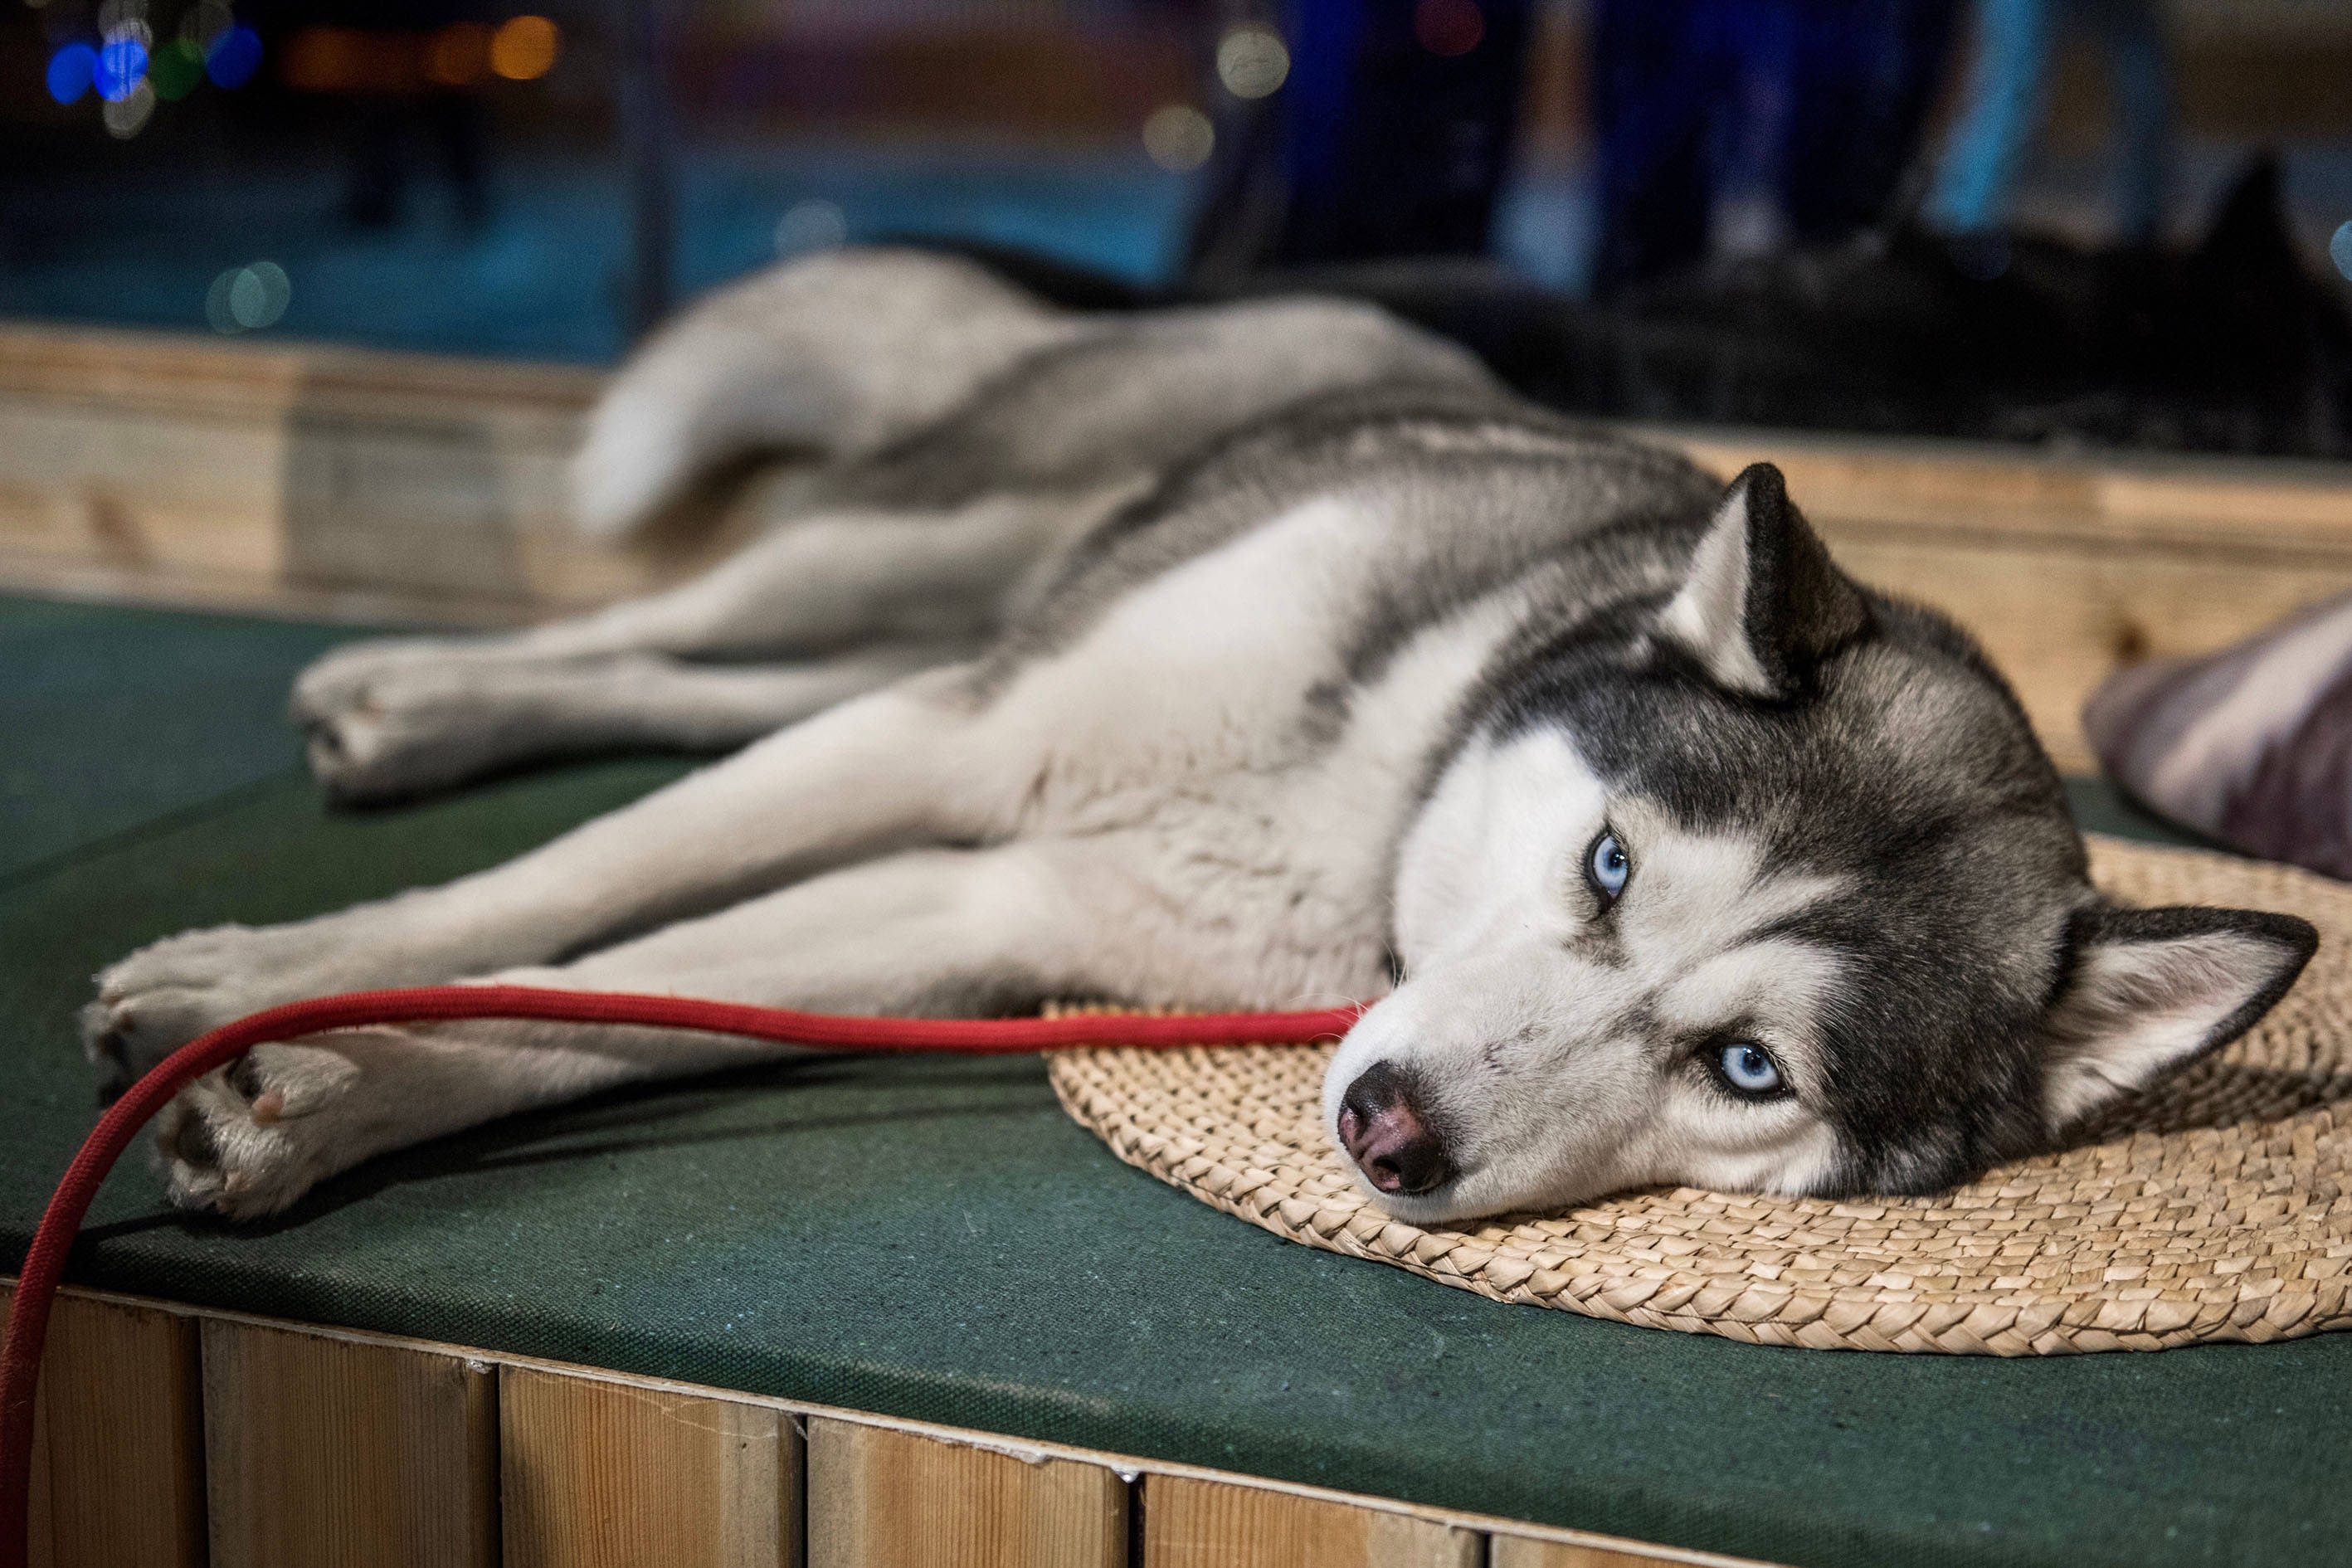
1327;464;2317;1223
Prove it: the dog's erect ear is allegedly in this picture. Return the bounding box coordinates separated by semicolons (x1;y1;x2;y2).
1658;463;1870;699
2039;905;2317;1133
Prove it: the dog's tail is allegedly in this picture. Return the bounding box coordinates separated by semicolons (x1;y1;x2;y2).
567;247;1083;540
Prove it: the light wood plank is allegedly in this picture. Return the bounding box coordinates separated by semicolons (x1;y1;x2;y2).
501;1364;801;1568
1491;1538;1709;1568
1140;1473;1477;1568
1;1284;207;1568
200;1317;496;1568
0;321;627;616
1676;431;2352;556
806;1417;1124;1568
1488;1536;1790;1568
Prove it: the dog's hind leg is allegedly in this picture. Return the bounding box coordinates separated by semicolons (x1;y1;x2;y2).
137;843;1118;1217
292;480;1127;797
299;639;976;804
90;670;1035;1079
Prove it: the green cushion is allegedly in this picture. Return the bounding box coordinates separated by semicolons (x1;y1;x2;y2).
0;594;358;882
1;595;2342;1568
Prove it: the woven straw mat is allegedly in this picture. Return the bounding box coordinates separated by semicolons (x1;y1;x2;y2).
1047;836;2352;1355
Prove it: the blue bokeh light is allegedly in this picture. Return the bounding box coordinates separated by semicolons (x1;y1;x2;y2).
46;43;98;105
94;37;149;103
2332;222;2352;285
206;26;262;90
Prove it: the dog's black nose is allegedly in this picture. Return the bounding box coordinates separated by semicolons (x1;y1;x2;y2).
1337;1062;1451;1195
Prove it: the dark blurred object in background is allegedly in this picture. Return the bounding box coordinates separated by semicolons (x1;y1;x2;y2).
1183;0;1535;285
299;0;508;231
1197;155;2352;458
1557;153;2352;455
1586;0;1961;295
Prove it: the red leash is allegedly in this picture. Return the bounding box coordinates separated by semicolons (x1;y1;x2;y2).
0;985;1358;1568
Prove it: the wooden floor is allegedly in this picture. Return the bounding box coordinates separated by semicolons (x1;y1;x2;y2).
3;323;2351;774
7;1281;1771;1568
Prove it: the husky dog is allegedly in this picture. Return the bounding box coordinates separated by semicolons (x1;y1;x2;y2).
85;249;2315;1222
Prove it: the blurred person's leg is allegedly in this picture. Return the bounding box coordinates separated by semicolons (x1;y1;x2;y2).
1184;0;1536;282
1590;0;1719;293
1924;0;2057;233
346;101;410;230
2082;0;2172;243
1709;0;1799;261
434;92;491;232
1781;0;1964;242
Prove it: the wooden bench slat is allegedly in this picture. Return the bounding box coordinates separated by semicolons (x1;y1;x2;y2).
501;1364;801;1568
0;1285;205;1568
1138;1473;1479;1568
198;1317;496;1568
806;1417;1125;1568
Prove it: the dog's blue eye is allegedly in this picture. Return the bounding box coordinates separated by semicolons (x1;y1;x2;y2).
1588;832;1630;901
1717;1041;1783;1097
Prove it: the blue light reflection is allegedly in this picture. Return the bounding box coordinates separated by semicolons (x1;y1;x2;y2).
46;43;98;105
207;26;262;89
95;37;149;104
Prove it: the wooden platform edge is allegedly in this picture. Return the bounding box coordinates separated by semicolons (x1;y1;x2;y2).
2;1276;1783;1568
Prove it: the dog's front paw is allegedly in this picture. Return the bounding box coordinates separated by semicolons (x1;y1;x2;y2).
86;923;340;1088
153;1041;366;1218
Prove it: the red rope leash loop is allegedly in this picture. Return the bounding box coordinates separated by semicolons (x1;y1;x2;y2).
0;986;1359;1568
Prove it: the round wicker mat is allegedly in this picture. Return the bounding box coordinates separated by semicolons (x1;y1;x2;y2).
1048;836;2352;1355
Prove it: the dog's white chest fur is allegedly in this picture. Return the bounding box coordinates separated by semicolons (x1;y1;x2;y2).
979;494;1524;1006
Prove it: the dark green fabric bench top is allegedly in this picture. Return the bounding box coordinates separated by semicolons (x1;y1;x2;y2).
2;592;2341;1568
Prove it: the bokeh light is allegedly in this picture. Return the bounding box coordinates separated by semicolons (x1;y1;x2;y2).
206;25;262;89
1413;0;1484;57
102;78;154;137
774;198;848;255
180;0;232;52
427;22;492;87
206;261;290;334
149;36;205;100
45;43;97;105
96;0;149;47
1215;24;1288;100
489;15;558;80
280;27;358;92
95;35;149;102
1142;105;1215;173
2333;222;2352;283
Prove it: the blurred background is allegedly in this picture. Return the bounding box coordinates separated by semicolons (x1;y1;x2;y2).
3;0;2350;450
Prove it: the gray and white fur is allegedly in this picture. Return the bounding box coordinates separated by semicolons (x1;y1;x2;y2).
83;248;2317;1223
